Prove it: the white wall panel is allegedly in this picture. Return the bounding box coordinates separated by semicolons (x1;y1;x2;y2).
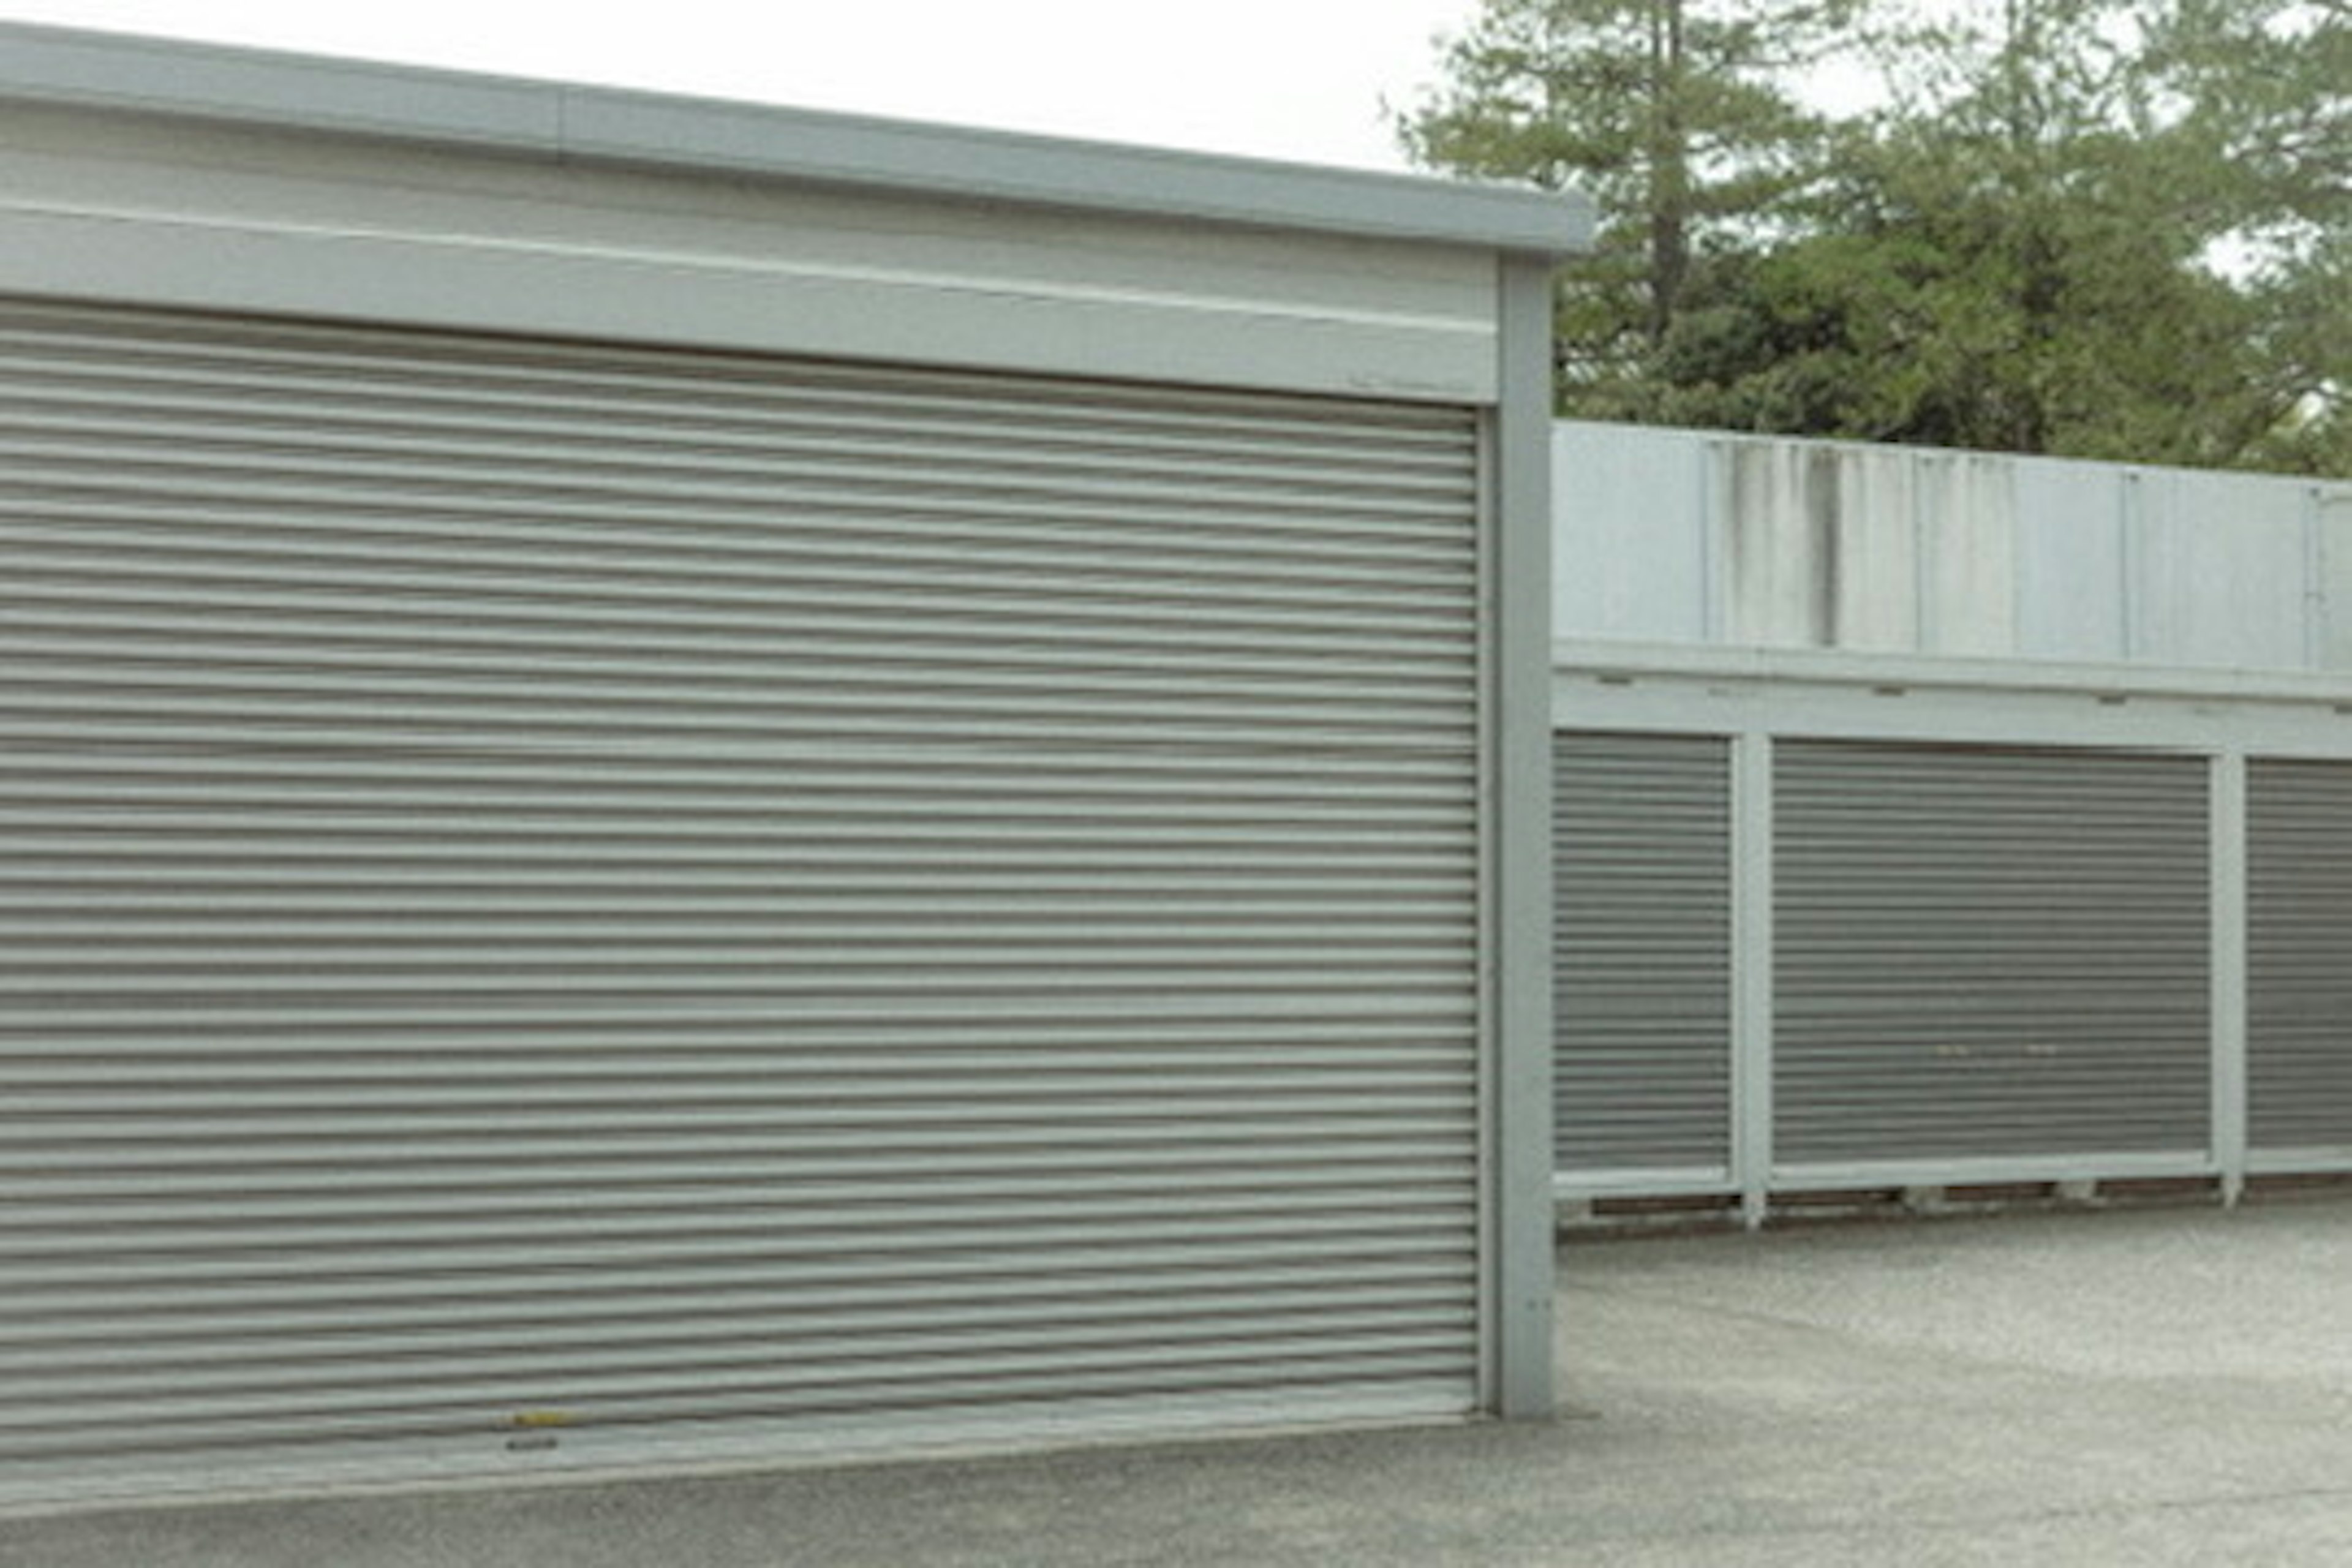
1828;445;1921;652
1554;423;2352;675
2133;470;2310;669
1915;450;2018;657
1723;442;1830;647
2007;460;2128;661
2315;494;2352;669
1551;422;1712;644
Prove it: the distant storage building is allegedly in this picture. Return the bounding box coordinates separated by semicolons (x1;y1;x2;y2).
1553;421;2352;1224
0;24;1583;1508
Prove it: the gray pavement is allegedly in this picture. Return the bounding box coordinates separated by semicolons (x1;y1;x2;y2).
10;1199;2352;1566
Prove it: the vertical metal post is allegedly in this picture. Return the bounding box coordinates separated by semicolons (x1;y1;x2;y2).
1733;729;1776;1230
1488;255;1556;1418
2212;747;2249;1207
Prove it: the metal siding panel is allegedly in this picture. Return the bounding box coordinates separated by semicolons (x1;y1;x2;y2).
2248;760;2352;1152
0;105;1503;405
2132;471;2309;670
1553;733;1733;1174
0;24;1591;257
1549;423;1710;645
1550;421;2352;676
0;296;1483;1504
2315;495;2352;671
2008;461;2131;662
1827;446;1920;652
1774;741;2209;1164
1724;442;1830;647
1914;450;2018;658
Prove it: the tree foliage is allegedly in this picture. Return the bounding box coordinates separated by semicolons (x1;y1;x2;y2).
1398;0;1866;407
1400;0;2352;475
2150;0;2351;470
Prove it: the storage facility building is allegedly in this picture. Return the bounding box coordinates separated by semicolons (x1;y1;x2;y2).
0;24;1584;1508
1553;421;2352;1225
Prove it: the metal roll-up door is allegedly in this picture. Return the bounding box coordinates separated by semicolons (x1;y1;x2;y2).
1553;732;1732;1177
1775;741;2209;1166
2248;760;2352;1154
0;296;1485;1503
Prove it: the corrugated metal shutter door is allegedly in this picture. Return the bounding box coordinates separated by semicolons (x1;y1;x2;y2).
2248;760;2352;1153
0;298;1484;1502
1553;732;1732;1176
1775;741;2209;1165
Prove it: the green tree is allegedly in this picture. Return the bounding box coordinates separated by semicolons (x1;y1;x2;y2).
1651;0;2297;465
2150;0;2350;472
2152;0;2348;237
1760;0;2348;470
1405;0;2351;476
1646;154;2288;465
1396;0;1868;412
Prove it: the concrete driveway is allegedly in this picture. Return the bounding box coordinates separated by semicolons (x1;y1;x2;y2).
9;1199;2352;1567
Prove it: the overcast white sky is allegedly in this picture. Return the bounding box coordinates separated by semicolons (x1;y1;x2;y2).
2;1;1491;170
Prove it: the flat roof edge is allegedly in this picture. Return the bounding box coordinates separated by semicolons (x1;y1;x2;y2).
0;21;1594;257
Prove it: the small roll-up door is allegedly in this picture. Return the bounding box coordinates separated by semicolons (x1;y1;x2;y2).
2248;760;2352;1153
1775;741;2209;1166
0;297;1485;1502
1553;732;1732;1176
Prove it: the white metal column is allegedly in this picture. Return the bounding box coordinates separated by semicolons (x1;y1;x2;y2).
2212;748;2249;1205
1733;730;1775;1229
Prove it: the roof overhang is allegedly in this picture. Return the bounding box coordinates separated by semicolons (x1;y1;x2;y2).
0;21;1593;260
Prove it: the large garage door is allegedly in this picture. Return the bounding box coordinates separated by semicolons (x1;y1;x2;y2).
1553;731;1732;1178
2248;760;2352;1155
0;298;1485;1502
1775;741;2209;1166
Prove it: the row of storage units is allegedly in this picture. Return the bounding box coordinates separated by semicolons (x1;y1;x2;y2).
0;24;1577;1511
1555;645;2352;1218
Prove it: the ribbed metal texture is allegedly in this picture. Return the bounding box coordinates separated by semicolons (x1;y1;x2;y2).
1552;733;1732;1174
0;298;1484;1501
1775;741;2209;1164
2248;760;2352;1152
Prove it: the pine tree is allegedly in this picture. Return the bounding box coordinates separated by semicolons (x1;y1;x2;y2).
1398;0;1869;412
